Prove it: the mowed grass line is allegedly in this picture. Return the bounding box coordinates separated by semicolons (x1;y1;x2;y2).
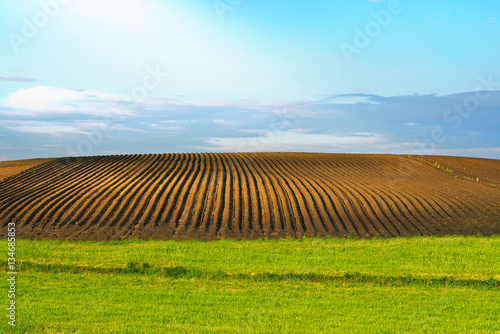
5;260;500;289
15;235;500;279
2;236;500;333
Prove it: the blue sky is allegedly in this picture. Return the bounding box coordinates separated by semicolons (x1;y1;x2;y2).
0;0;499;160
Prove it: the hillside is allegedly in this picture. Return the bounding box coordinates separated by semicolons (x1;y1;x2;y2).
0;153;498;240
0;158;56;182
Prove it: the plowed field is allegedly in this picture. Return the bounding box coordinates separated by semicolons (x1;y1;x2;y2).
0;158;56;182
407;155;500;186
0;153;498;240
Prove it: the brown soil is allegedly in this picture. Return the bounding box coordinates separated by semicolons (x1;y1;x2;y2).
0;153;498;240
0;158;56;182
407;155;500;187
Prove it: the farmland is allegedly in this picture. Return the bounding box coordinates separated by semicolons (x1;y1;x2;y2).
0;158;55;182
0;153;499;240
1;153;499;333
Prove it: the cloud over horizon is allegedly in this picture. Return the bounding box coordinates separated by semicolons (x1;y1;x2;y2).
1;86;499;160
0;75;41;83
3;86;132;117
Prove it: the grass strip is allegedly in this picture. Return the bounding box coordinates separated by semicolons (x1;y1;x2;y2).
5;260;499;289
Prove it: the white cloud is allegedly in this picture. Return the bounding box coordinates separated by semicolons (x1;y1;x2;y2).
2;86;314;118
376;142;426;149
149;98;309;109
0;120;106;136
322;95;380;105
160;120;199;124
141;122;185;131
3;86;130;116
213;119;237;125
0;75;41;83
205;131;382;151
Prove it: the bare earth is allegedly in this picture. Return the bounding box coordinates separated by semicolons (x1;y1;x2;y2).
407;155;500;187
0;158;57;182
0;153;498;240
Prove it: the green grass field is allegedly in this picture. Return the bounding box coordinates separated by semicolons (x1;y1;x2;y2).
2;236;500;333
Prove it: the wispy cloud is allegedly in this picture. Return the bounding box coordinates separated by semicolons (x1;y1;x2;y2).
213;119;237;126
0;142;22;150
160;120;200;124
3;86;130;116
141;122;184;131
0;88;499;159
0;120;106;136
376;142;425;150
320;94;381;105
486;17;496;23
204;131;382;152
148;98;310;109
0;75;41;83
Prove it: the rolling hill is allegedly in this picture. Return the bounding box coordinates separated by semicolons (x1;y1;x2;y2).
0;153;498;240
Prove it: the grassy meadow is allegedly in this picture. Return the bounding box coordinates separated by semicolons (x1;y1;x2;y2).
2;235;500;333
